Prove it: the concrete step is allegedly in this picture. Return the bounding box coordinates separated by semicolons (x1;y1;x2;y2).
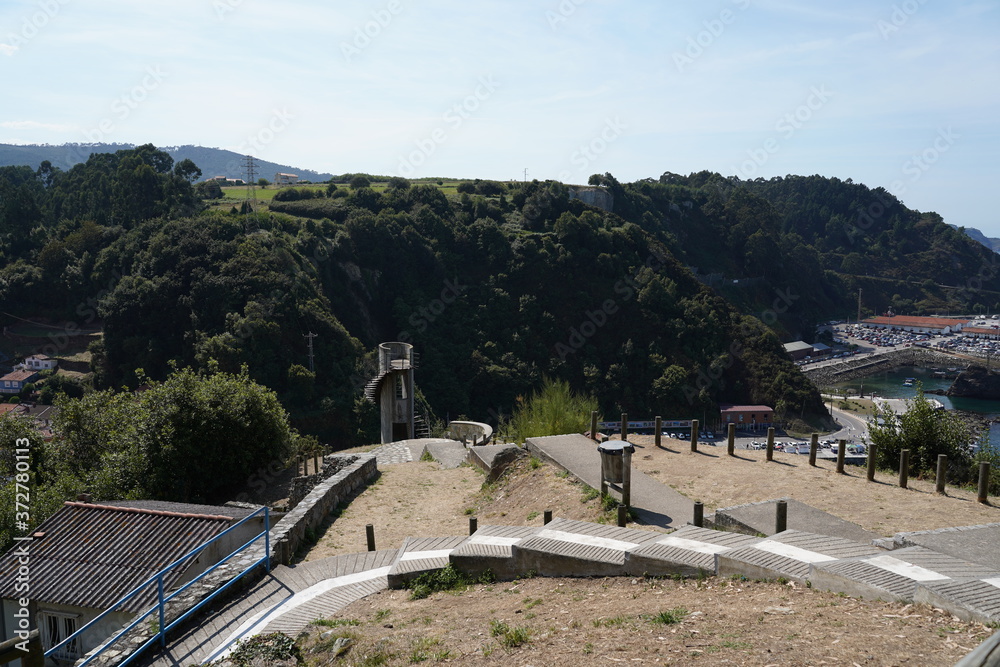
809;546;1000;603
387;536;467;588
450;524;539;580
712;498;880;543
625;525;763;578
716;529;882;583
511;517;662;577
915;576;1000;625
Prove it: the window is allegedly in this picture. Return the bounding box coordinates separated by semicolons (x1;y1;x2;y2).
40;611;79;660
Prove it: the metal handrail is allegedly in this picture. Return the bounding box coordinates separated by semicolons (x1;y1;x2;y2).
45;506;270;666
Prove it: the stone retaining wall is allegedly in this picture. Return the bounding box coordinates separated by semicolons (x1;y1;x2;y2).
805;348;959;387
287;455;354;509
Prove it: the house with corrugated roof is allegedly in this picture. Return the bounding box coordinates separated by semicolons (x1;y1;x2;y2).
0;370;38;396
0;500;264;662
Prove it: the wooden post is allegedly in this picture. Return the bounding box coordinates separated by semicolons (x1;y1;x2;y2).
809;433;818;467
622;445;632;507
655;416;662;448
543;509;552;524
866;443;876;482
836;438;846;474
469;516;478;535
693;501;704;528
621;412;628;442
365;524;376;551
936;454;947;494
590;410;598;440
775;500;787;534
727;423;735;456
314;450;320;474
617;505;627;527
978;461;991;504
690;419;699;453
766;428;774;461
899;449;910;489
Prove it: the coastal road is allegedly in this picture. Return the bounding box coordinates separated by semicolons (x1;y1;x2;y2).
828;404;869;443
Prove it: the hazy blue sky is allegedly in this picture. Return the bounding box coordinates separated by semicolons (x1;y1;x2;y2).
2;0;997;233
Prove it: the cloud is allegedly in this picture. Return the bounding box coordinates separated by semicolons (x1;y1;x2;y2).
0;120;74;131
0;43;18;56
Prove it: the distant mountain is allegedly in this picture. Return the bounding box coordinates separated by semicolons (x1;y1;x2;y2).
952;225;1000;254
0;143;335;182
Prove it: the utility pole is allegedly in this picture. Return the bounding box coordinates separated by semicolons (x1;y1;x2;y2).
244;155;260;228
303;332;317;373
523;168;528;183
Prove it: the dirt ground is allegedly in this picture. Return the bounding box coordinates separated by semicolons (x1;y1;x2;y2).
293;446;999;665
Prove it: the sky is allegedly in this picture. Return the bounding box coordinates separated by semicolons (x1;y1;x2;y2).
2;0;998;234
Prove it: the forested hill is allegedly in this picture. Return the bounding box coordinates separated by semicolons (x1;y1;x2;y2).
0;146;833;443
0;142;334;182
608;172;1000;330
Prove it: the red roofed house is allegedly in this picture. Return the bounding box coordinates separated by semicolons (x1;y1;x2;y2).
0;370;38;395
861;315;969;334
720;404;774;431
963;326;1000;341
0;500;264;662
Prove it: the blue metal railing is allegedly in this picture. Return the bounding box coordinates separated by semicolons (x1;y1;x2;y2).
45;506;270;667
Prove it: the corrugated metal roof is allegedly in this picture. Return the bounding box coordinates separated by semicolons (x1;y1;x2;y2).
0;502;233;611
863;316;969;328
719;404;774;413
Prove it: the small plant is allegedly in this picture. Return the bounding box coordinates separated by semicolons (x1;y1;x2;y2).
593;615;630;628
526;511;539;521
523;597;542;610
406;564;494;600
374;609;391;621
420;449;434;462
490;619;531;648
228;633;300;667
463;507;475;515
580;485;600;502
777;577;789;585
583;642;594;654
648;608;687;625
311;617;360;627
529;456;542;470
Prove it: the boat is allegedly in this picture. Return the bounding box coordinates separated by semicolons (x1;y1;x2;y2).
903;377;915;387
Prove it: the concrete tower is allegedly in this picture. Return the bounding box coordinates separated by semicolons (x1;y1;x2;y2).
363;342;416;443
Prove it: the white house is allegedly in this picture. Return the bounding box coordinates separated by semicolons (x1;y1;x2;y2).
274;173;299;186
18;355;57;372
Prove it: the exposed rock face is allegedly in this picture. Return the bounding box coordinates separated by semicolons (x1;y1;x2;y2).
947;365;1000;400
568;186;614;212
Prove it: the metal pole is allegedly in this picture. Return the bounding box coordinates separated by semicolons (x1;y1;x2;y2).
264;506;271;572
899;449;910;489
775;500;787;534
157;574;166;647
727;423;735;456
693;501;704;528
936;454;947;494
837;438;846;474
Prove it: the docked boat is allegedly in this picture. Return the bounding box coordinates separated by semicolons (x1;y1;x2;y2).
903;377;915;387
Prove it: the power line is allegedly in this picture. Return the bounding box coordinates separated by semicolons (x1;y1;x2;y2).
304;332;318;373
244;155;260;228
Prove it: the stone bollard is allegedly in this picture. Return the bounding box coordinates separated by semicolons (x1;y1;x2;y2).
836;439;846;474
727;423;735;456
866;444;876;482
766;428;774;461
936;454;947;494
469;516;477;535
693;501;704;528
899;449;910;489
690;419;699;453
591;410;598;441
809;433;818;467
543;509;552;525
979;462;991;504
775;500;787;534
366;524;376;552
617;505;627;527
655;416;662;448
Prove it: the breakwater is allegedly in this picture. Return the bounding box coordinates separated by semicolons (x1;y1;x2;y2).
804;348;963;387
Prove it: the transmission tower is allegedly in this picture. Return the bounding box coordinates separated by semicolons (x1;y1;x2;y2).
244;155;260;227
304;332;318;373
